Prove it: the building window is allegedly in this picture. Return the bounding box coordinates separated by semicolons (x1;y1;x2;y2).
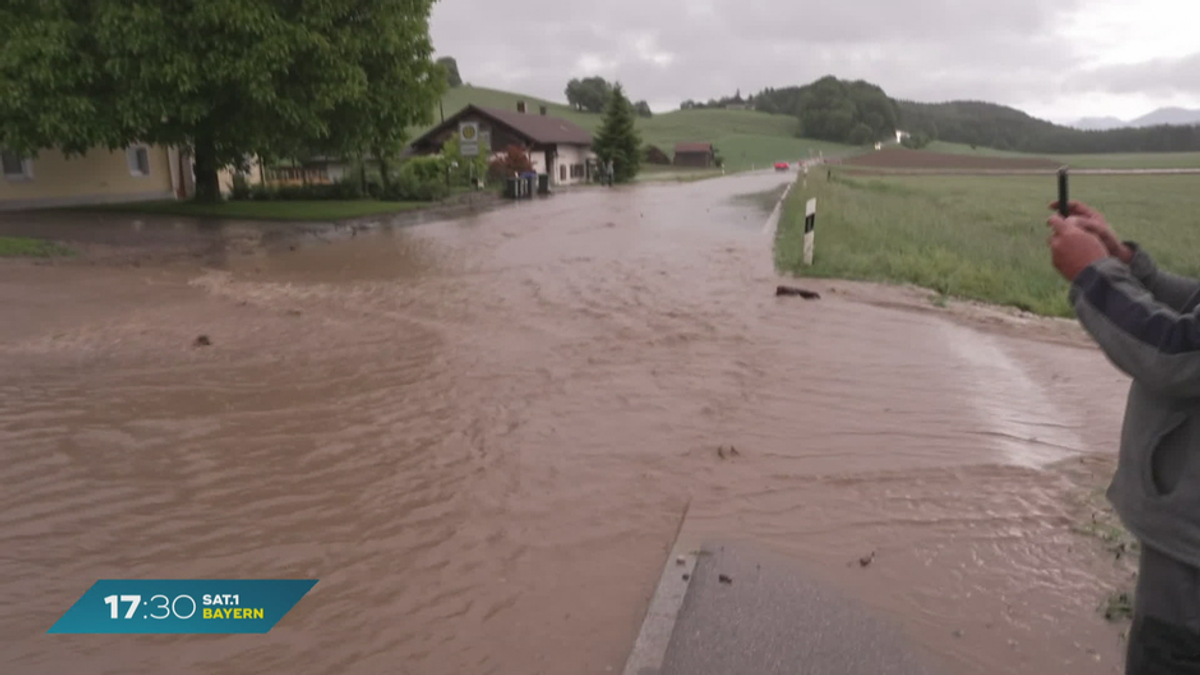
560;165;567;181
570;164;583;178
126;145;151;177
1;150;33;181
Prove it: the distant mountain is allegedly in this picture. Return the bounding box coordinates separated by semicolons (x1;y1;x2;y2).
1070;107;1200;130
1073;116;1125;131
1130;107;1200;127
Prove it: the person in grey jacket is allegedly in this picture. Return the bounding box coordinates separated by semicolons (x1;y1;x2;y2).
1048;200;1200;674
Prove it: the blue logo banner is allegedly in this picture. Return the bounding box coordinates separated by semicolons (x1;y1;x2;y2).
47;579;318;634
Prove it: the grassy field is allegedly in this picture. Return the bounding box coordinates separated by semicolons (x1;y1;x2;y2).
775;171;1200;317
929;141;1200;169
0;236;73;257
84;200;433;221
423;86;860;175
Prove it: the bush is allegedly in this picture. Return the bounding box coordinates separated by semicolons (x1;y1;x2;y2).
415;180;450;201
402;156;447;183
381;169;449;202
488;145;535;182
327;177;363;200
900;132;933;150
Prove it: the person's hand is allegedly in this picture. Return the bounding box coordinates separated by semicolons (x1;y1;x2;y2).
1047;214;1110;282
1048;200;1133;264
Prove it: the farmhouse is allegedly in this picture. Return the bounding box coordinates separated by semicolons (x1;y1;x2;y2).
408;103;597;186
0;144;262;212
673;142;716;168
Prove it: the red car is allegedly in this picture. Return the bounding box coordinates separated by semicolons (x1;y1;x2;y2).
774;162;790;171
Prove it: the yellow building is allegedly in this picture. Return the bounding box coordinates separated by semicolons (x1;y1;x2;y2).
0;145;262;212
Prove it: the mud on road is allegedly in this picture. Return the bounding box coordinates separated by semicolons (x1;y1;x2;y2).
1;173;1134;674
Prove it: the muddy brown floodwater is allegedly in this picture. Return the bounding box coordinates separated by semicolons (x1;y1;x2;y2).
2;173;1135;674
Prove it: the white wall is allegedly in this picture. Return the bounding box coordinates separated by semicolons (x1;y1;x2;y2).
552;144;595;185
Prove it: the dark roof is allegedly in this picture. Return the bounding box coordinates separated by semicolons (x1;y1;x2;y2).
409;104;592;150
477;107;592;145
675;142;713;153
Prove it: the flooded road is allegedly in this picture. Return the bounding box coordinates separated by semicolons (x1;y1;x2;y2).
2;173;1133;674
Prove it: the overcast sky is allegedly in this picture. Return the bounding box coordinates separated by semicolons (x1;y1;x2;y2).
430;0;1200;125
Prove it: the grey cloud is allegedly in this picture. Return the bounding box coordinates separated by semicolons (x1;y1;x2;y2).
430;0;1090;112
1066;52;1200;96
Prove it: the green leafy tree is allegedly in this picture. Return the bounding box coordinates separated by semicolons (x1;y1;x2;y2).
593;83;641;183
565;77;613;113
0;0;442;202
634;101;653;118
437;57;462;87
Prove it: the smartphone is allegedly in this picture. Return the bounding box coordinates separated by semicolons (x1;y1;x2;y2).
1057;167;1070;217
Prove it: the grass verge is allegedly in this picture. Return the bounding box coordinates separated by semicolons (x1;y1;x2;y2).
775;171;1200;317
0;236;73;258
83;199;434;221
928;141;1200;169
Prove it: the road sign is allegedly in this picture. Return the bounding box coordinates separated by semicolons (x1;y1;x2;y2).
459;121;480;156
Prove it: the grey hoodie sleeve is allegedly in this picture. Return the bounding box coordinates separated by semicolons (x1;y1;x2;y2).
1125;241;1200;312
1071;256;1200;398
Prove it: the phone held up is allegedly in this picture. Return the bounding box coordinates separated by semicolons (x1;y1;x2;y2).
1057;166;1070;218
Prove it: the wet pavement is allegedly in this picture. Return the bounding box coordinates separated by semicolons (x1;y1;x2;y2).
656;543;940;675
1;172;1133;674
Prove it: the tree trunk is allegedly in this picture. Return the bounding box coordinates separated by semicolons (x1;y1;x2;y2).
192;133;221;203
377;150;391;191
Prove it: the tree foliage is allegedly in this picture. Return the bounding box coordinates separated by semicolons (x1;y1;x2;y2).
487;145;534;182
593;83;641;183
752;77;897;145
900;131;933;149
436;56;462;87
0;0;443;201
750;76;1200;154
897;100;1200;153
565;77;613;113
634;101;653;118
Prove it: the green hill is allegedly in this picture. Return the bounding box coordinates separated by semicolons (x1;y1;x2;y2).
419;85;858;173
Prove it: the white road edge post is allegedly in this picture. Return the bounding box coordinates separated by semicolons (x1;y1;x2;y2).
802;198;817;266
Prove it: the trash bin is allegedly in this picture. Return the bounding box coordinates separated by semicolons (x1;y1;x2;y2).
520;172;537;198
504;177;519;199
537;174;550;195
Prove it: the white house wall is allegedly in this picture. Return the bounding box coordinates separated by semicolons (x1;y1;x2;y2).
553;144;595;186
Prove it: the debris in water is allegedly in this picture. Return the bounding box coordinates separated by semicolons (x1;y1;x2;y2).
682;574;690;581
193;335;212;347
287;310;303;317
858;551;875;567
776;285;821;299
717;444;741;460
953;629;964;638
676;556;686;566
1104;591;1134;622
289;245;297;251
718;574;733;585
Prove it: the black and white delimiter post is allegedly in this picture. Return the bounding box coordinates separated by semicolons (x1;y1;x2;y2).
803;198;816;266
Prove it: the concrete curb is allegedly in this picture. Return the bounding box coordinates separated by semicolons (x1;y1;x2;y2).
621;501;695;675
